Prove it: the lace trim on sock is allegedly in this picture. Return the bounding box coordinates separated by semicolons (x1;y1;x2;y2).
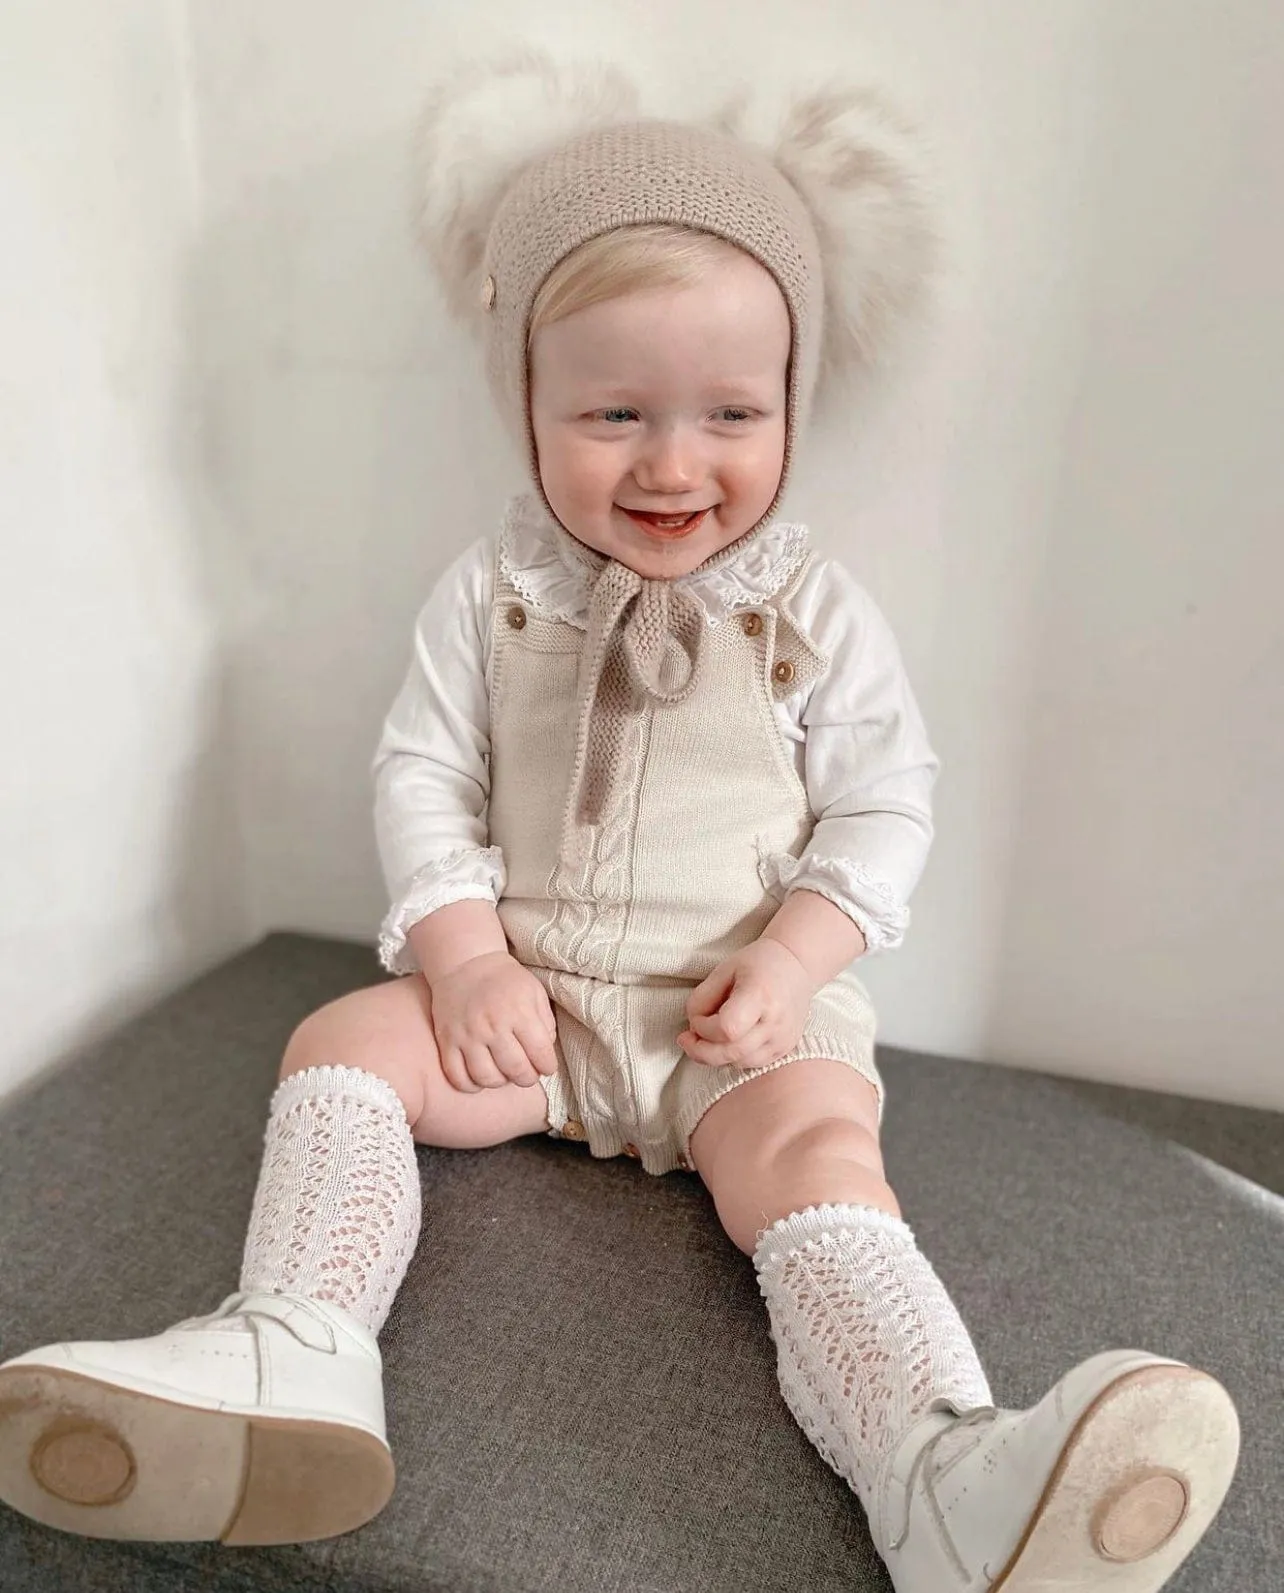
753;1202;912;1260
268;1063;408;1123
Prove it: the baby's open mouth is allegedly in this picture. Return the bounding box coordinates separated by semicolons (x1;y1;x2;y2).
619;507;712;536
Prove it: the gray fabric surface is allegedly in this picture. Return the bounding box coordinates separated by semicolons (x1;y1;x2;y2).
1;932;1279;1592
1042;1072;1284;1197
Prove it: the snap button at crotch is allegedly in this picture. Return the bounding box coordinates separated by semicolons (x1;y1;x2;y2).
561;1118;586;1141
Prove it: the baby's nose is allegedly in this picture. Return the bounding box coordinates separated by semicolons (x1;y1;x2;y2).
634;427;703;493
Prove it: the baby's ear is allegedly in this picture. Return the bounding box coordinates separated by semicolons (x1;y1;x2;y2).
411;47;640;328
711;80;940;396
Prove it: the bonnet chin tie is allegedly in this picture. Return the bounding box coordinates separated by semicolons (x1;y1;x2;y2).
565;562;707;831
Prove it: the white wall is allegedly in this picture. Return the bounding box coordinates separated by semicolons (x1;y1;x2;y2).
182;0;1107;1057
0;3;248;1099
6;1;1280;1110
185;0;1282;1108
990;0;1284;1108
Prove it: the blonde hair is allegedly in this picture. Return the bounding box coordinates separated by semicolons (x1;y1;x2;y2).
527;224;749;342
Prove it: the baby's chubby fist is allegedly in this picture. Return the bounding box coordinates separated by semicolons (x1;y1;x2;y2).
678;939;815;1071
428;950;559;1093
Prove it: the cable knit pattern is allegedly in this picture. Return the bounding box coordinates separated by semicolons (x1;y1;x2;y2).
760;851;910;952
378;845;506;974
239;1066;423;1336
753;1204;992;1513
536;682;647;979
489;553;884;1174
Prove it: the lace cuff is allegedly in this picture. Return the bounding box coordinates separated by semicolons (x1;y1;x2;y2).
759;851;910;954
378;846;506;975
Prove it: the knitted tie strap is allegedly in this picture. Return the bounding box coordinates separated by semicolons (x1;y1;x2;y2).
622;574;706;701
565;561;707;829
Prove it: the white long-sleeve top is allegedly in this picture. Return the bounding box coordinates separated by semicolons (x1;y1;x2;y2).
372;497;939;975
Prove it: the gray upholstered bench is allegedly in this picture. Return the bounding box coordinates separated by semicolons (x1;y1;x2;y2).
1;933;1279;1591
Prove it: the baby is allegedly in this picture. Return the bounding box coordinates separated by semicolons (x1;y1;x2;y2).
0;54;1239;1593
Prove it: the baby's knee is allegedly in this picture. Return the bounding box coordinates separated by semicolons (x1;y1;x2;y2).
767;1114;885;1181
279;1003;336;1082
280;994;347;1078
277;981;433;1127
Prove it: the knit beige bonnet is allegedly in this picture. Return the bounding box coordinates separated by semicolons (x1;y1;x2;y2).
480;116;824;544
415;52;935;824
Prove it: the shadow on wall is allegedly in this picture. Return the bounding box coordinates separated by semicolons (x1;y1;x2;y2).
177;129;523;947
5;300;248;1112
4;652;244;1114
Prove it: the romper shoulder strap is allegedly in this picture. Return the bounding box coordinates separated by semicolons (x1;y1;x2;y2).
766;550;829;702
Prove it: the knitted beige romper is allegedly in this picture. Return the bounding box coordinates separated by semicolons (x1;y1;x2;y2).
486;536;884;1178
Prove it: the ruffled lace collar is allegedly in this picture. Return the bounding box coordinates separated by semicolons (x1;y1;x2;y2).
497;493;810;629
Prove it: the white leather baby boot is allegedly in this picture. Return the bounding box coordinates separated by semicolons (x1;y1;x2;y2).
0;1290;394;1544
868;1349;1240;1593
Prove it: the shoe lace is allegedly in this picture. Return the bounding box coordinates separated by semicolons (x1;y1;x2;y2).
888;1403;999;1552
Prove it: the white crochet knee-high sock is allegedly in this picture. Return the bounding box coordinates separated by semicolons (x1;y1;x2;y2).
238;1065;423;1336
753;1203;993;1514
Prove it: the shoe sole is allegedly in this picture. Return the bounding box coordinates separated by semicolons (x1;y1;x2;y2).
991;1364;1240;1592
0;1364;395;1544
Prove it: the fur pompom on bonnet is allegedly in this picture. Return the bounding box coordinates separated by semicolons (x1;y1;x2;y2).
412;47;938;522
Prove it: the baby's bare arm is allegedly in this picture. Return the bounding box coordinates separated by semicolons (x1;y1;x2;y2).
409;899;508;983
759;889;867;987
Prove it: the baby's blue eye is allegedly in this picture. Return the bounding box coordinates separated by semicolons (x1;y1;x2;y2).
716;407;753;423
598;408;638;424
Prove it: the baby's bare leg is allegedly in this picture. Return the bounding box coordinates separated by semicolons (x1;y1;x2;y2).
688;1058;895;1256
691;1056;991;1521
279;975;552;1147
0;977;553;1547
239;976;551;1334
0;981;553;1546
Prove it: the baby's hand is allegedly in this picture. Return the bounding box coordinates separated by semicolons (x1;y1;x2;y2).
428;951;559;1092
678;940;815;1070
